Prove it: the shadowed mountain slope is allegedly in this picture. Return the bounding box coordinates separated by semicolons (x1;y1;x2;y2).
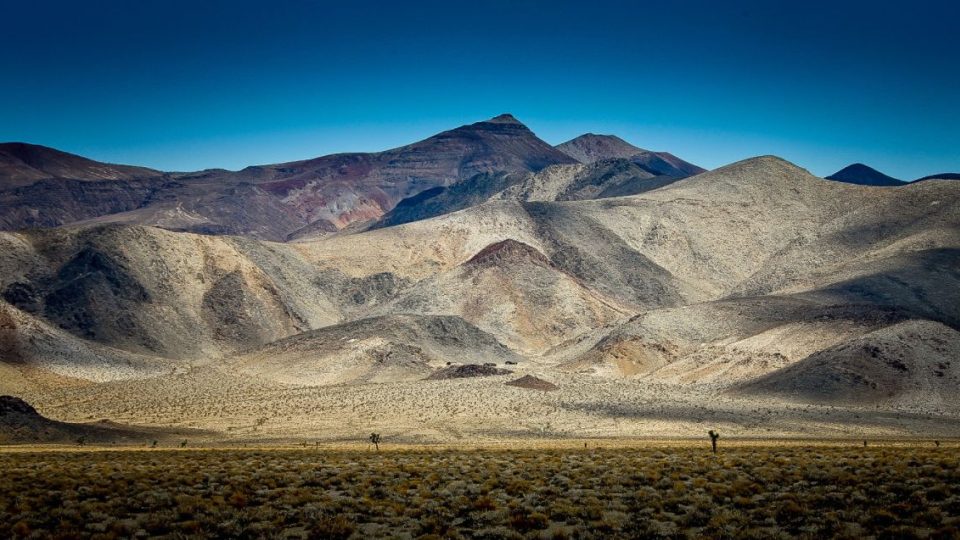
736;321;960;409
374;158;682;230
372;171;519;230
0;225;350;360
0;395;205;445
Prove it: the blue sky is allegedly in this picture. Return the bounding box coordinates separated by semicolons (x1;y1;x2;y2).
2;0;957;178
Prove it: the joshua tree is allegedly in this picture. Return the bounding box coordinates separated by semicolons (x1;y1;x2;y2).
935;440;941;448
151;440;158;448
180;440;188;448
75;436;86;447
370;433;381;451
863;439;867;448
708;430;720;454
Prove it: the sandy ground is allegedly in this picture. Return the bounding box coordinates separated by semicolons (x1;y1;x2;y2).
16;364;960;445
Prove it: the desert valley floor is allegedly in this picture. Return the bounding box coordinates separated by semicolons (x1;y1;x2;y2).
7;365;960;445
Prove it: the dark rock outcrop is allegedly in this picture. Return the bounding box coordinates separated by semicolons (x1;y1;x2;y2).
505;375;558;391
426;364;513;380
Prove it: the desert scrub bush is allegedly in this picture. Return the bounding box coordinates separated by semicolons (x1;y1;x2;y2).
0;445;957;538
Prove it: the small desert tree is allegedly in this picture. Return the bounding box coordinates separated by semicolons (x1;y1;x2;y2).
76;436;86;447
180;440;188;448
708;430;720;454
370;433;381;451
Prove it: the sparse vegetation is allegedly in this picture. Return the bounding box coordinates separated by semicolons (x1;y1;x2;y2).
369;433;381;451
0;445;956;538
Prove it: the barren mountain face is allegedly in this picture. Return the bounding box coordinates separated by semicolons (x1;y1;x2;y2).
1;117;959;442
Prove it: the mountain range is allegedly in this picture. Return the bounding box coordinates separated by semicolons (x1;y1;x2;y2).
1;116;711;241
1;114;959;442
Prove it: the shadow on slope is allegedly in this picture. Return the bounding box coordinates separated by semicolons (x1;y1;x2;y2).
735;321;960;408
231;314;521;386
0;395;209;445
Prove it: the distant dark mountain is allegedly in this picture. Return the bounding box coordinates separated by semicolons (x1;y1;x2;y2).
0;115;577;240
915;173;960;182
555;134;647;163
0;143;179;232
0;142;161;188
826;163;906;186
556;134;705;177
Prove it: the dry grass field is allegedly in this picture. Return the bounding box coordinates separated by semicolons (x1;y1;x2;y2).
2;443;958;539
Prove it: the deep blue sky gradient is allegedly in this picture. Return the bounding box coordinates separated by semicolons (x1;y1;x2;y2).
2;0;958;178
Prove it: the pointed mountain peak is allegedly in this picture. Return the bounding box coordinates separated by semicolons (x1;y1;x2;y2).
452;113;536;135
486;113;524;125
826;163;905;186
